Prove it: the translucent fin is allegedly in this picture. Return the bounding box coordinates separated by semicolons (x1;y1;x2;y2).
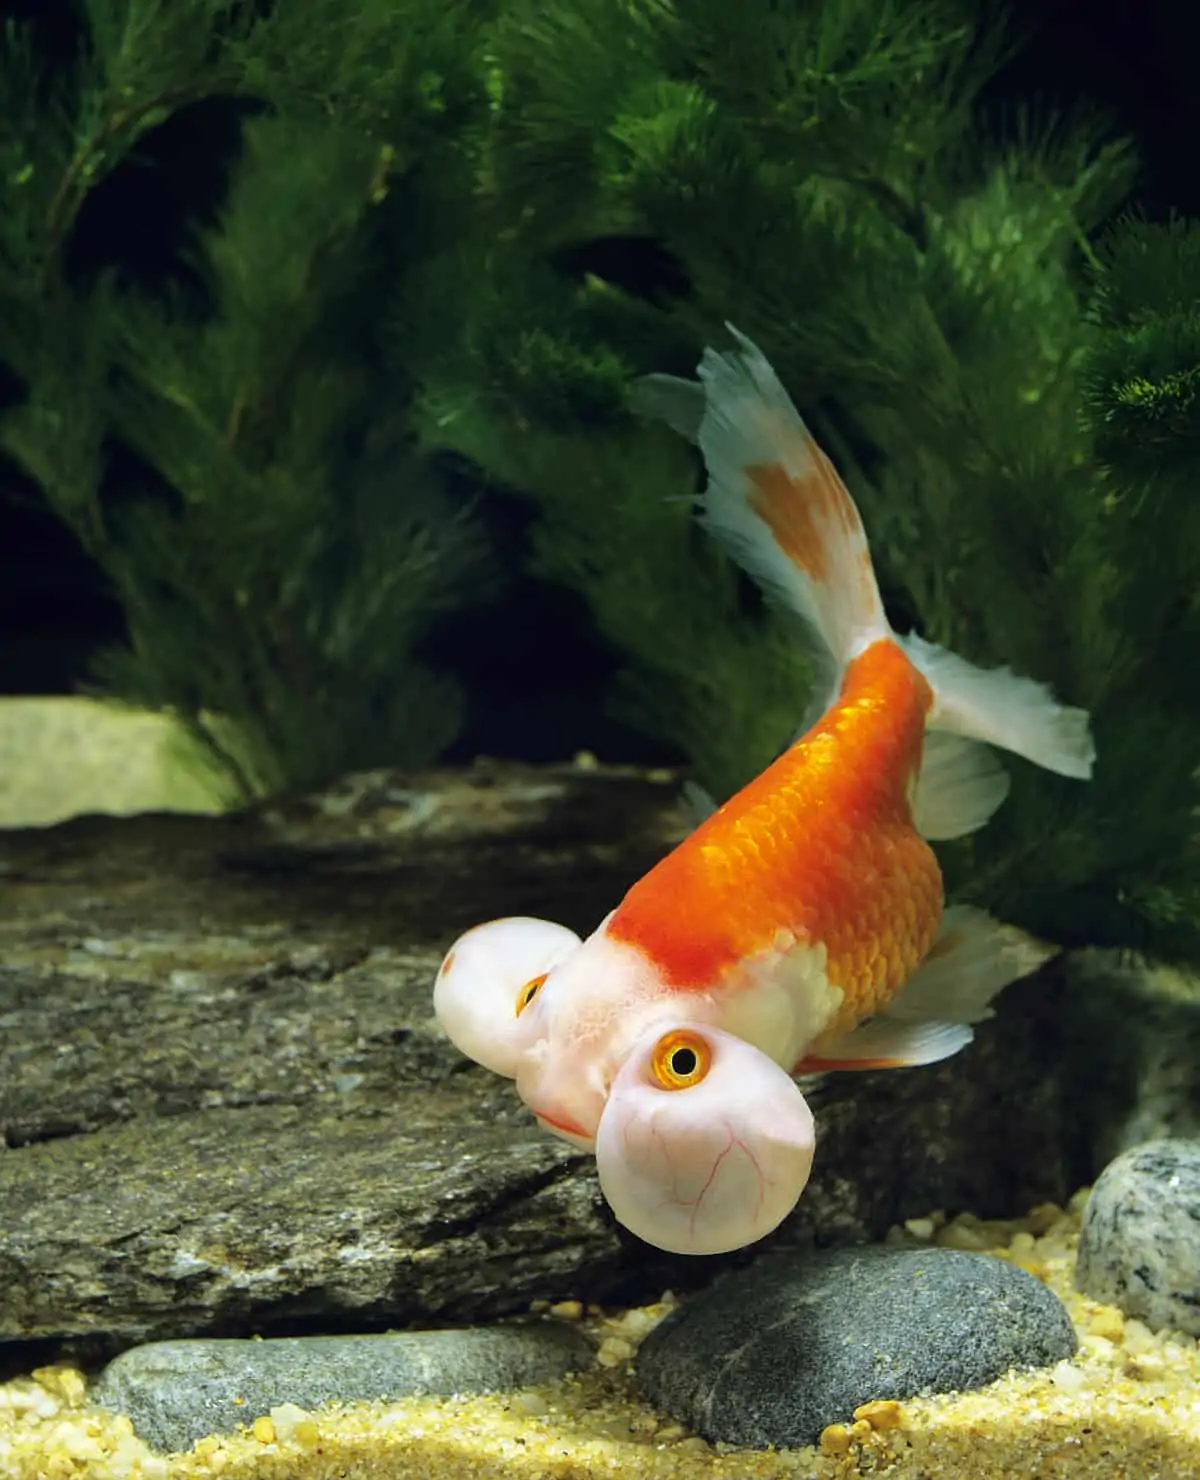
795;1018;973;1072
679;779;719;828
637;325;889;670
640;331;1096;789
912;731;1011;840
882;904;1058;1027
632;373;705;442
898;631;1095;780
786;655;841;747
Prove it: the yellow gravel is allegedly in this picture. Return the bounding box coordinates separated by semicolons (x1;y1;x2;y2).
4;1186;1199;1479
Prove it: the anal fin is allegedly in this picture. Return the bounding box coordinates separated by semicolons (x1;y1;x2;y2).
794;1018;972;1072
883;904;1057;1026
679;779;719;828
792;906;1058;1074
912;731;1010;841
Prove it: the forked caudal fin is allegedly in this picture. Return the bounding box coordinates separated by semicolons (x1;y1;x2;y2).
635;325;1097;802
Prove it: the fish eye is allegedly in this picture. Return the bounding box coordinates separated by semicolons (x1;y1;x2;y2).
515;972;548;1017
650;1028;711;1090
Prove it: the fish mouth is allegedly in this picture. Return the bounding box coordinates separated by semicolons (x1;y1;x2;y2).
530;1106;593;1146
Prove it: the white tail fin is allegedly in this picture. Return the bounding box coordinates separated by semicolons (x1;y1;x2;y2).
899;632;1095;780
637;326;1097;785
636;325;889;670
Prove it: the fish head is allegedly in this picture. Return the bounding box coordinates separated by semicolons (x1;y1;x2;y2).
512;919;678;1150
432;912;668;1144
594;1020;817;1255
435;914;816;1254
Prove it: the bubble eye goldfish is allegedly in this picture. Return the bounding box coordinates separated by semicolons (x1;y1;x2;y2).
434;326;1095;1257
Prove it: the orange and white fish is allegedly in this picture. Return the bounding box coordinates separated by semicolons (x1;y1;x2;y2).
433;327;1095;1258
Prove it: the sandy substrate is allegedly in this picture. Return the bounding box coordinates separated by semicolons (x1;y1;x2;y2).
3;1187;1198;1480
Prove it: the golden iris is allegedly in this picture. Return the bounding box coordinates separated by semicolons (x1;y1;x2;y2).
651;1029;712;1090
515;972;548;1016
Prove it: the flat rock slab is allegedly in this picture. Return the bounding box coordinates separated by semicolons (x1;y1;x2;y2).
0;759;1105;1355
2;1093;619;1344
636;1245;1079;1449
91;1324;595;1452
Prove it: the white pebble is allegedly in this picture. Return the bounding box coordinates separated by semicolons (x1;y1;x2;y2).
269;1403;312;1441
936;1220;993;1251
1125;1352;1166;1381
597;1337;635;1368
60;1427;105;1462
1081;1333;1116;1363
510;1392;549;1416
109;1433;157;1478
904;1217;935;1241
1122;1318;1157;1354
607;1308;660;1341
1049;1360;1090;1392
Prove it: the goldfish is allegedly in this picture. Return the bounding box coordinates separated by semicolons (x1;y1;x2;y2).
434;327;1095;1257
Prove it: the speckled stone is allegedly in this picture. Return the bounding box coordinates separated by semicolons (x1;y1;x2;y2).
1075;1138;1200;1335
636;1245;1078;1449
90;1324;594;1452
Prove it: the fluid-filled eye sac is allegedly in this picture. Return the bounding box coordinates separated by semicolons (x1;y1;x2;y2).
433;917;581;1078
594;1022;816;1255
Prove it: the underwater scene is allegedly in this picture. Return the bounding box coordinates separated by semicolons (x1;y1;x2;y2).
1;0;1198;1476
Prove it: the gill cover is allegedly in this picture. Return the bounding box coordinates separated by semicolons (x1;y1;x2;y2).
433;916;581;1078
595;1021;816;1255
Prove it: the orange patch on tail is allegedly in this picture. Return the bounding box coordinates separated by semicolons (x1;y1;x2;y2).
746;452;863;586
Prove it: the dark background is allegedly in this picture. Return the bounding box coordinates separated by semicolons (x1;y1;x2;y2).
0;0;1195;768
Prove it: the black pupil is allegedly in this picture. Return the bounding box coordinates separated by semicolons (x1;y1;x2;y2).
671;1047;697;1076
524;982;539;1003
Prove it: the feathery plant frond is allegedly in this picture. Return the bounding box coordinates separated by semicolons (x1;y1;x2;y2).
0;0;493;798
409;0;1200;965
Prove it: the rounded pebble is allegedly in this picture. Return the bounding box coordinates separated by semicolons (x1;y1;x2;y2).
636;1244;1078;1449
90;1324;593;1452
1075;1138;1200;1335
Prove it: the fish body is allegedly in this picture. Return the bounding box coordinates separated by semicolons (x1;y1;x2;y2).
434;326;1095;1255
606;636;941;1047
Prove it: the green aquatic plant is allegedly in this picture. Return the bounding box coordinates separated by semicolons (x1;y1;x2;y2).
410;0;1200;964
0;0;490;798
3;0;1198;968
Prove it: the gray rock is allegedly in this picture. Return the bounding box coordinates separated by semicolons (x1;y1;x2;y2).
1075;1138;1200;1335
0;1090;622;1347
90;1323;594;1452
0;759;1149;1353
636;1245;1078;1449
1060;952;1200;1171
